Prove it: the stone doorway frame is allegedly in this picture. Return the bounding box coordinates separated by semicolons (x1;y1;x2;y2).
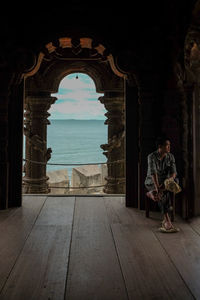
23;37;127;195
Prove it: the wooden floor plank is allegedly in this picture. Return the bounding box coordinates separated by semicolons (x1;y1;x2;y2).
36;196;75;226
111;223;193;300
189;223;200;236
188;216;200;226
1;195;199;300
65;197;128;300
104;196;163;231
122;199;200;299
0;208;18;225
187;217;200;236
105;197;194;300
104;196;133;225
0;196;47;292
155;220;200;299
0;197;75;300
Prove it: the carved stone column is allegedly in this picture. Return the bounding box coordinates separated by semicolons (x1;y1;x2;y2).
193;84;200;215
181;83;195;218
23;93;56;193
99;91;125;194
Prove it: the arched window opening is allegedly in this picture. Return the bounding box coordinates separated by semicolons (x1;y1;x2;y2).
22;37;126;197
47;73;107;194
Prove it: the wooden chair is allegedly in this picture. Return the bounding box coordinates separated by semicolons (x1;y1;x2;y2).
145;191;175;221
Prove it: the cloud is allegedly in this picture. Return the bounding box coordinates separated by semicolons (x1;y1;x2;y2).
50;73;106;119
49;98;106;119
55;90;99;101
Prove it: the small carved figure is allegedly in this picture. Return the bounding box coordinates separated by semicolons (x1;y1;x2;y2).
101;130;125;154
24;126;46;152
30;134;46;152
45;148;52;162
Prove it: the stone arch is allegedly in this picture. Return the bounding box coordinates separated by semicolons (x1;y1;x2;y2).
26;60;123;94
23;37;126;195
24;37;125;80
46;68;106;94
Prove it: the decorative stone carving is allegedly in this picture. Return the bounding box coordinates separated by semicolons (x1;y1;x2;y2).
45;148;52;162
101;131;125;154
99;92;125;194
22;94;56;194
23;37;126;195
25;38;125;81
184;23;200;84
24;126;46;152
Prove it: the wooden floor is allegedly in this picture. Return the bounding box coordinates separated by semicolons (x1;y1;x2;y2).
0;196;200;300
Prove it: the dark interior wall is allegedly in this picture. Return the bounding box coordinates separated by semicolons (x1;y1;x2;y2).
125;79;139;207
8;81;24;207
0;1;196;57
159;88;183;215
0;0;197;213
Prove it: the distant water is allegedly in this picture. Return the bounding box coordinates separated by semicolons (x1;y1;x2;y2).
46;119;107;180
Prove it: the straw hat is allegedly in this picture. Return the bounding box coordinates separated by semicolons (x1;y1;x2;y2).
164;178;182;194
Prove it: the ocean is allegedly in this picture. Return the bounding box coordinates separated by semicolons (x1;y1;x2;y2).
46;119;107;179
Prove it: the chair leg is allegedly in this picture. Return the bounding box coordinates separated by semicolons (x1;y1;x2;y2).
145;196;149;218
171;193;175;222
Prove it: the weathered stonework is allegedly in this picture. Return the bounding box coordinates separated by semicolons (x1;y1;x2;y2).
99;92;125;194
47;169;70;195
22;94;56;193
0;1;197;217
23;37;126;195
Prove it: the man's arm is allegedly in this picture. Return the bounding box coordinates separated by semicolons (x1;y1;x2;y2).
147;154;159;192
170;154;177;179
152;173;159;192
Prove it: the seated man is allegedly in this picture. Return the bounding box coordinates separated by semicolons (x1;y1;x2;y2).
145;136;179;232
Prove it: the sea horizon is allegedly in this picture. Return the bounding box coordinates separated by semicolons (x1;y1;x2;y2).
49;118;105;121
47;119;107;180
23;119;107;182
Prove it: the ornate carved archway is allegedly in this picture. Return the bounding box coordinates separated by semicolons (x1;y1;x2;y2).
23;37;126;194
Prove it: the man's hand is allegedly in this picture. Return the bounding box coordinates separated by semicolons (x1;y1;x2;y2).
147;181;164;202
154;185;165;201
151;190;161;202
170;173;176;180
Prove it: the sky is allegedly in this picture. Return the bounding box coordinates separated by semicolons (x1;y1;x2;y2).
49;73;106;120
